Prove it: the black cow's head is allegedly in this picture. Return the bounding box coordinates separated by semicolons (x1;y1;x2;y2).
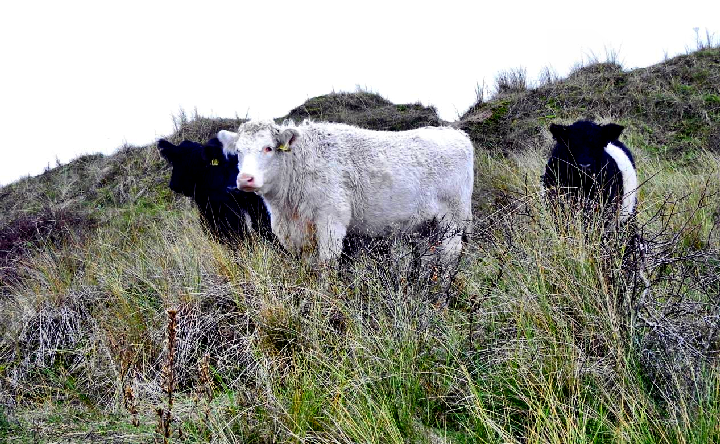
158;138;239;200
549;121;624;175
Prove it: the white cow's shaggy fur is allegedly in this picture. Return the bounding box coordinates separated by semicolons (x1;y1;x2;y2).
603;142;638;222
218;120;474;265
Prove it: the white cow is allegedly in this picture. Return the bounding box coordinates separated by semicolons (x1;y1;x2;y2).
218;120;474;265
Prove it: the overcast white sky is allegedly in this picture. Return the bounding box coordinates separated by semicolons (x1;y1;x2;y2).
0;1;718;186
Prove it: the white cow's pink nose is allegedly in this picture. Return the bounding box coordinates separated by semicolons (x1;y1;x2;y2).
238;173;255;188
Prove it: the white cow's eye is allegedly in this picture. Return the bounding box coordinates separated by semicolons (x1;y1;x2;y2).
264;146;273;153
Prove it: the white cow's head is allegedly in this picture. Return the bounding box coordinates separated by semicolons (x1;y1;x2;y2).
218;121;299;195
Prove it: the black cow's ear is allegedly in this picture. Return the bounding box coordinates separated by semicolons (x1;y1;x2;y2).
203;138;224;164
549;124;567;141
158;139;174;150
205;138;222;149
202;145;222;165
157;139;178;160
601;123;624;142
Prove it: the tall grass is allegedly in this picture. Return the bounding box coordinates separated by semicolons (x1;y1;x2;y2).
1;47;719;441
2;137;718;442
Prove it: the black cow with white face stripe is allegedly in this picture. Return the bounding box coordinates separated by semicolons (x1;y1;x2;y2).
542;120;638;222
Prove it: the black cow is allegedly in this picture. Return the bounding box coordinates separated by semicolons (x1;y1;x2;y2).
158;138;272;241
542;120;638;222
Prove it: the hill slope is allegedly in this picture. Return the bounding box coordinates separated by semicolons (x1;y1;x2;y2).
1;49;719;443
460;48;720;156
281;91;443;130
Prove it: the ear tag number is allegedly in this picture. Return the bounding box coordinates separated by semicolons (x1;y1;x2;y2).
211;159;219;166
278;144;290;152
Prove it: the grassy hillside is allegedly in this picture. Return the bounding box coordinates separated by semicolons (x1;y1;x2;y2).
459;48;720;157
1;48;719;443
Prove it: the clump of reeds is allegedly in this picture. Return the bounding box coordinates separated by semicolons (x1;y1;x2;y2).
123;385;139;427
194;354;214;430
156;309;178;444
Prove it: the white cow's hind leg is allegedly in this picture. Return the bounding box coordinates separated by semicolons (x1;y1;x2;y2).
434;202;468;269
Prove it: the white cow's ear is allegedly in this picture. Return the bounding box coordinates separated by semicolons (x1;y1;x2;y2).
217;130;239;155
277;128;300;152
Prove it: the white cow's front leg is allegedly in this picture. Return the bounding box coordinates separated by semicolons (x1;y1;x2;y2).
315;215;347;265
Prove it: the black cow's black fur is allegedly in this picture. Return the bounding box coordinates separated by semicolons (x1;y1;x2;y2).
158;138;272;242
542;120;636;219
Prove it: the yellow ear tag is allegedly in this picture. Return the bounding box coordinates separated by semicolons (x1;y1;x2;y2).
211;159;219;166
278;144;290;152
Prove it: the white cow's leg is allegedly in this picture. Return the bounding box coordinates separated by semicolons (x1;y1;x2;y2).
316;215;347;265
430;201;461;258
439;231;463;266
434;207;465;272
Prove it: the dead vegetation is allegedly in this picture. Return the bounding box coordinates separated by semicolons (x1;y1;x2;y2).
0;207;95;291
